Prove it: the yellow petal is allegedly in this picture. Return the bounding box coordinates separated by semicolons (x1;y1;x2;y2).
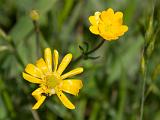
55;87;75;109
98;23;106;34
114;12;123;19
60;79;83;96
114;25;128;36
32;96;46;110
101;8;114;23
32;87;46;109
114;12;123;25
89;16;97;25
89;12;101;25
121;25;128;33
22;72;42;84
57;53;72;75
61;67;83;79
36;58;49;75
106;8;114;17
89;26;99;35
100;33;118;41
32;87;44;100
53;50;59;72
44;48;52;73
25;64;44;78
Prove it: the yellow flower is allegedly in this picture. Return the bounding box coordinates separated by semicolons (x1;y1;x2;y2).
89;8;128;41
22;48;83;110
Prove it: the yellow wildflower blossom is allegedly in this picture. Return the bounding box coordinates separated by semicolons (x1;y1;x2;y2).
89;8;128;41
22;48;83;110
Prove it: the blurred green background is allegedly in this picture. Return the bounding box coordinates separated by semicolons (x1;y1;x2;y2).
0;0;160;120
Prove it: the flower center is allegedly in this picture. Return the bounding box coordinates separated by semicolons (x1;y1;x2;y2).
105;23;113;32
46;72;62;89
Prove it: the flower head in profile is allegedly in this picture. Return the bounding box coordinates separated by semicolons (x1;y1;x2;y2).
89;8;128;40
22;48;83;110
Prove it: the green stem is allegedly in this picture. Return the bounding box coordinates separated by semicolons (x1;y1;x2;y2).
29;104;40;120
33;21;41;58
140;65;147;120
87;39;105;54
73;39;105;64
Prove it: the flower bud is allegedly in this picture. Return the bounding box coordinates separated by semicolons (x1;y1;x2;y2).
30;10;39;21
141;56;145;75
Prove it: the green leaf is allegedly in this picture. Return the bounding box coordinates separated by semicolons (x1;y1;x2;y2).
9;16;33;44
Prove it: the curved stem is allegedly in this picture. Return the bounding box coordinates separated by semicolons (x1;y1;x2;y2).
86;39;105;54
33;21;40;58
73;39;105;64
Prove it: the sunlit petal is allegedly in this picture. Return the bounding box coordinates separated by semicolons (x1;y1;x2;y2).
89;16;97;25
55;87;75;109
60;79;83;96
114;12;123;25
100;33;118;41
98;23;106;34
22;72;42;84
61;67;83;79
32;87;44;100
32;96;46;110
121;25;128;33
44;48;52;73
57;53;72;75
89;12;101;25
36;58;49;75
53;50;59;72
89;26;99;34
101;8;114;23
25;64;44;78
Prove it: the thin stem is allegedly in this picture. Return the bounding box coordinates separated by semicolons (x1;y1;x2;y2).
140;65;147;120
86;39;105;54
29;104;40;120
33;21;40;58
73;39;105;63
10;41;25;67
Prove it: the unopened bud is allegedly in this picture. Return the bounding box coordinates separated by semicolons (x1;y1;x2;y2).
141;56;145;75
30;10;39;21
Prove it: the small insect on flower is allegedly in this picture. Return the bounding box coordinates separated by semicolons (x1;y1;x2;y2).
22;48;83;110
89;8;128;41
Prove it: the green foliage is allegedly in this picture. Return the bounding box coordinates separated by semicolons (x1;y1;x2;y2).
0;0;160;120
